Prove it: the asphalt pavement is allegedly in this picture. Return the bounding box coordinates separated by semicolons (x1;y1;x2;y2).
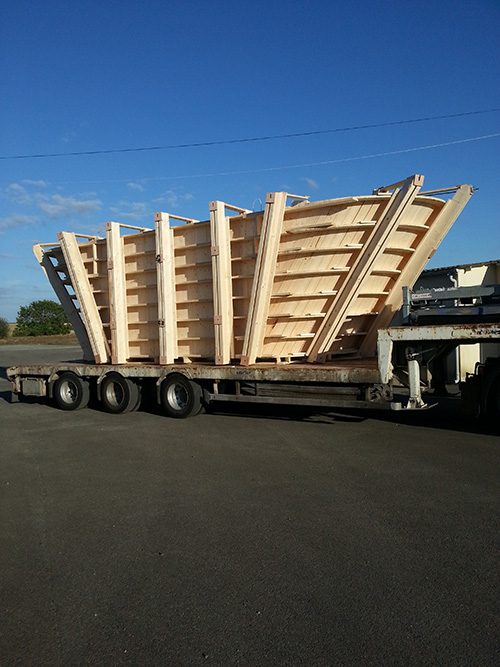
1;345;499;666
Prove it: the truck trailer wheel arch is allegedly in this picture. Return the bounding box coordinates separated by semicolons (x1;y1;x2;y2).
100;373;141;414
53;372;90;411
160;373;203;418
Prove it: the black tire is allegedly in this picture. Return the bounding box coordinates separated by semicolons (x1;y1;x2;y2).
100;373;141;414
160;374;203;418
53;372;90;411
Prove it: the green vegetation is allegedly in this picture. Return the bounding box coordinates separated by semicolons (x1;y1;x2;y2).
0;317;9;339
13;300;70;337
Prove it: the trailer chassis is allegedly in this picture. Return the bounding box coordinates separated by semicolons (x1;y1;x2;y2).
8;324;499;417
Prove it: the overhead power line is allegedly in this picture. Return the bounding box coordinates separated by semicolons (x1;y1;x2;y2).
55;132;500;186
1;108;499;161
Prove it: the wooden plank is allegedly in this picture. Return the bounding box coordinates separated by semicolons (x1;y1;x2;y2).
358;183;474;356
154;212;178;364
306;175;425;363
58;232;109;363
105;222;129;364
33;243;94;361
209;201;235;365
241;192;288;365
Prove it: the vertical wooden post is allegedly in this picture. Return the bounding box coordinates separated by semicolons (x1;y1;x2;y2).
106;222;129;364
210;201;234;365
306;175;424;362
33;243;94;361
241;192;288;366
155;212;178;364
58;232;109;363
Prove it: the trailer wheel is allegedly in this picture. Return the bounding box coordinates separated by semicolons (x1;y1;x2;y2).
160;374;203;418
100;373;141;414
53;372;90;411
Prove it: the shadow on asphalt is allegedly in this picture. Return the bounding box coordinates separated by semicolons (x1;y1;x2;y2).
207;398;499;435
2;392;498;436
2;363;497;435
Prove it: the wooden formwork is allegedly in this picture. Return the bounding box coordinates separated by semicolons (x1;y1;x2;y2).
33;176;473;365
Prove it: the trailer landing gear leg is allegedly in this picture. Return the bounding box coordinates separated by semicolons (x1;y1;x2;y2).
406;351;427;410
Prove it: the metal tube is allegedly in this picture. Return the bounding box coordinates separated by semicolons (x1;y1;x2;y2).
407;358;426;409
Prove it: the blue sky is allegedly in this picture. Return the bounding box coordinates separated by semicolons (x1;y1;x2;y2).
1;0;499;322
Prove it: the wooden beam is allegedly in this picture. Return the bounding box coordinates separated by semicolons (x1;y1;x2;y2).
105;222;129;364
359;183;474;356
58;232;109;363
306;175;425;362
241;192;288;366
154;212;178;364
209;201;236;365
33;243;94;361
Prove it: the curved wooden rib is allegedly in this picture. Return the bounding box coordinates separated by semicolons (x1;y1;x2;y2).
306;175;424;362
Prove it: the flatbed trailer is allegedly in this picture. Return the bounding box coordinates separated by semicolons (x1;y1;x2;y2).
7;354;388;416
8;322;500;418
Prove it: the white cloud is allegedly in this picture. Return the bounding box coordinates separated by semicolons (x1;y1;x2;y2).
301;177;319;190
5;181;49;206
153;190;195;209
127;181;145;192
22;179;48;187
109;201;151;221
7;183;26;194
37;194;101;219
0;214;35;233
6;183;32;206
165;191;178;208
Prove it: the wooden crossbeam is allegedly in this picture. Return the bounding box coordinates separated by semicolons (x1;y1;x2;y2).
33;243;94;361
241;192;288;366
105;222;129;364
306;175;425;363
58;232;109;363
359;183;474;356
155;212;178;364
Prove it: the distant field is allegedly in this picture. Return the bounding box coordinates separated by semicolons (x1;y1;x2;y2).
0;324;78;346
